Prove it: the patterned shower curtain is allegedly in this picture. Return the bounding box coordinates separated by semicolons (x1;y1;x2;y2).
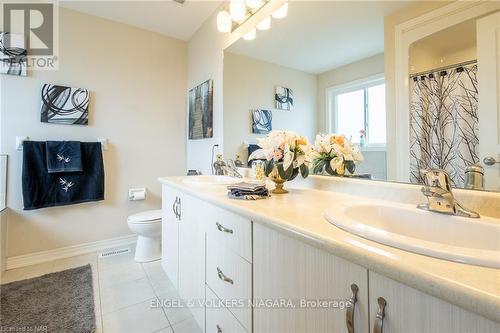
409;62;479;187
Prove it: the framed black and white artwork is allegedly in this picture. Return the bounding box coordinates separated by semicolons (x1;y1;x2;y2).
252;109;272;134
40;84;90;125
275;86;293;111
188;79;213;140
0;32;27;76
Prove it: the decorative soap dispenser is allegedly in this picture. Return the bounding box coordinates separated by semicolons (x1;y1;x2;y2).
234;155;243;167
213;154;226;175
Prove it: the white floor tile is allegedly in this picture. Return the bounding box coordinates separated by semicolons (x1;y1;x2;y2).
148;273;177;296
171;317;203;333
98;261;146;290
100;277;156;314
2;248;176;333
154;327;174;333
142;260;164;277
102;299;170;333
158;297;193;326
97;247;137;271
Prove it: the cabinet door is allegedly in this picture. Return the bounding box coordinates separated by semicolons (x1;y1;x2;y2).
161;185;180;289
206;286;249;333
178;195;206;331
368;272;500;333
253;223;369;333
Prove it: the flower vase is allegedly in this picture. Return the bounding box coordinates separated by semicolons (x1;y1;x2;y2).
269;167;288;194
335;163;345;176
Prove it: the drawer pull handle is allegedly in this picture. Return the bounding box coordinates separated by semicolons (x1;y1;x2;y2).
217;267;234;284
346;283;359;333
216;324;222;333
216;222;233;234
373;297;387;333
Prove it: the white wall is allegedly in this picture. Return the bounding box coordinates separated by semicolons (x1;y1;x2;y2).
0;8;187;257
317;53;384;133
186;10;229;175
223;52;317;164
409;45;477;74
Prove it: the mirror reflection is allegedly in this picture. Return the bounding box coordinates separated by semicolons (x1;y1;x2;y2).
223;1;500;191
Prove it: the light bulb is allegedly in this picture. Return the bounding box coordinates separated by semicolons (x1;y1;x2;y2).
256;16;271;30
243;28;256;40
272;2;288;19
217;10;232;33
230;0;247;23
245;0;262;9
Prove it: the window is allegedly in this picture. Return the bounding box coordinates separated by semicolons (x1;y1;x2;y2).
329;76;386;146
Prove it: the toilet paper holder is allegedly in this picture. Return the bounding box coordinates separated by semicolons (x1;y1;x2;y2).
129;188;147;201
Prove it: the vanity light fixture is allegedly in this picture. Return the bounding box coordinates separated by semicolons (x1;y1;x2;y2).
243;27;257;40
217;10;232;33
216;1;287;38
245;0;263;9
272;2;288;19
256;16;271;30
230;0;247;23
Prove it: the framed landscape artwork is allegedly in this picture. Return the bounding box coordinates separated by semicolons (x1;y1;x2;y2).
188;79;214;139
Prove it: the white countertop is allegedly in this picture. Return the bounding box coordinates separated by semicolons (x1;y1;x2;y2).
158;176;500;323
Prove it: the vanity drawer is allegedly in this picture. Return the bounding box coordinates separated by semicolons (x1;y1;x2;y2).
206;204;252;262
206;287;248;333
206;241;252;331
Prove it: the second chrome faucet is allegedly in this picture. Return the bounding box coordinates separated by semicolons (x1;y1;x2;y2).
418;169;480;218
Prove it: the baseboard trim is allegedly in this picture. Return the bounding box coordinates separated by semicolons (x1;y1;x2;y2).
6;234;137;270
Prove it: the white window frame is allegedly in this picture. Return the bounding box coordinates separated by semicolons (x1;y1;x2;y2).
326;73;386;149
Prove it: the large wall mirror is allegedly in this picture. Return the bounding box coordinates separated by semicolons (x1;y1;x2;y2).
223;1;500;192
0;155;7;211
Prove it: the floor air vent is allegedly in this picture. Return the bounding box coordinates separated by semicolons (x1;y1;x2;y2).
99;248;131;258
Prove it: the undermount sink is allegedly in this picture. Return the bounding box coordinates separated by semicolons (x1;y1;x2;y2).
324;202;500;268
183;175;242;186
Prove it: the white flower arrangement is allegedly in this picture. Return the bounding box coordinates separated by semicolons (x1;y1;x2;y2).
310;134;363;175
248;130;311;180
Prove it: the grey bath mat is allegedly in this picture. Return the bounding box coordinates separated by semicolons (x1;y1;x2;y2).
0;264;96;333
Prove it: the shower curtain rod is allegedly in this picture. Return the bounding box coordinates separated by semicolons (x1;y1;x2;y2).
409;59;477;78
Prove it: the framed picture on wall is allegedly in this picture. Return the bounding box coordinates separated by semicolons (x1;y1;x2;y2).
40;84;90;125
0;32;27;76
275;86;293;111
251;109;272;134
188;79;214;140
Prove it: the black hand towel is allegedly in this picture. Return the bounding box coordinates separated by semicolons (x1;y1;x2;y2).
22;141;105;210
45;141;83;173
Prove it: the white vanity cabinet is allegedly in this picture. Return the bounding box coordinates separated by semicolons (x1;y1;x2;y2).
368;272;500;333
161;187;205;330
253;223;370;333
206;287;249;333
205;203;253;332
178;195;206;330
161;186;182;288
161;183;499;333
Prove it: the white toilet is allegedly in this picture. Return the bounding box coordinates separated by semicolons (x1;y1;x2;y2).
127;210;162;263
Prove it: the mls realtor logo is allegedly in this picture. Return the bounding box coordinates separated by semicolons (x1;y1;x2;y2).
2;1;59;73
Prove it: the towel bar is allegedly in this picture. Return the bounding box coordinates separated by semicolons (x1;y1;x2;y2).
16;136;108;151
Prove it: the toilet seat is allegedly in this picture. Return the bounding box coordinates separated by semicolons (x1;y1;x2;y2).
127;210;162;224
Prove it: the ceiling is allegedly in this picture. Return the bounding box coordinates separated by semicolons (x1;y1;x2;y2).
227;1;412;74
60;0;223;41
410;19;476;58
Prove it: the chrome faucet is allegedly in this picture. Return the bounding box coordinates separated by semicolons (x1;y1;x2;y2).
213;158;243;178
417;169;480;218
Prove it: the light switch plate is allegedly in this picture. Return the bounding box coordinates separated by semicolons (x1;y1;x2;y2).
16;136;29;151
